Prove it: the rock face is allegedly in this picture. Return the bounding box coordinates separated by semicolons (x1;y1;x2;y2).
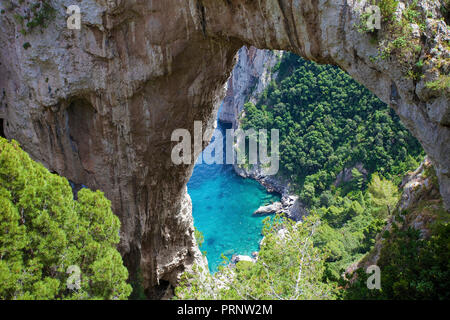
397;157;441;216
234;159;308;221
218;47;281;126
0;0;448;297
253;201;283;216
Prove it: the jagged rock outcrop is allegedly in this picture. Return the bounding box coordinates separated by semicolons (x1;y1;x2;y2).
235;159;307;220
253;201;283;216
219;47;281;126
0;0;448;297
398;156;440;215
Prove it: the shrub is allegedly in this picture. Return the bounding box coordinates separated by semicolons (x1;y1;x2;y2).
378;0;399;22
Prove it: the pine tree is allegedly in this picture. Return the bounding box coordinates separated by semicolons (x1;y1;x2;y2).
367;173;399;218
0;138;132;300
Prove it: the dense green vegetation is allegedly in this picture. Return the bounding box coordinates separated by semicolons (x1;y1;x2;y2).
176;53;450;300
345;221;450;300
343;163;450;299
312;173;400;285
242;53;424;201
239;53;450;300
0;138;131;300
345;194;450;300
176;172;403;300
240;53;450;300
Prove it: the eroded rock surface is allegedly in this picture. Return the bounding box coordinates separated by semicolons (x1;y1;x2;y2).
0;0;448;296
219;47;282;126
253;201;283;216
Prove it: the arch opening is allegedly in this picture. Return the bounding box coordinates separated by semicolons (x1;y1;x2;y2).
187;47;426;276
0;118;5;138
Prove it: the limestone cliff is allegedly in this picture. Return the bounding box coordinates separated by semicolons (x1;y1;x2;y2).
0;0;448;297
218;47;282;126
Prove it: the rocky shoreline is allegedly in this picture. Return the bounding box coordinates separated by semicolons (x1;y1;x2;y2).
233;163;307;222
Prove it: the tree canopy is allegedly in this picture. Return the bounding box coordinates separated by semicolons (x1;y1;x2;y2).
175;215;337;300
241;53;424;199
0;138;131;300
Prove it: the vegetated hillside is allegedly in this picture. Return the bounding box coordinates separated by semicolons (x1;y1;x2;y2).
175;158;449;300
2;0;448;292
240;53;448;299
174;52;449;300
242;53;424;198
0;137;131;300
345;159;450;300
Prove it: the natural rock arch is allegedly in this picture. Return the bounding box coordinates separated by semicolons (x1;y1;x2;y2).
0;0;448;296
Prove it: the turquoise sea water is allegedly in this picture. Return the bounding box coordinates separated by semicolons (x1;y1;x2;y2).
187;121;280;272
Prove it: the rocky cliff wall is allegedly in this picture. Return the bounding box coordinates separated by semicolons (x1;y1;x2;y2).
218;46;281;126
0;0;448;297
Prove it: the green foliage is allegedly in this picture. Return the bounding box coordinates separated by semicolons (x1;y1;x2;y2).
175;215;337;300
425;74;450;94
312;184;387;282
0;138;132;300
242;53;423;199
378;0;399;22
366;173;399;218
9;0;56;36
404;0;421;23
194;227;205;248
350;168;365;191
359;11;374;32
345;222;450;300
239;53;427;299
25;1;55;31
194;227;207;256
355;0;429;77
423;162;439;189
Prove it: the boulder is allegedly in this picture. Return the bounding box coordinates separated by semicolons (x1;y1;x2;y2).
231;255;254;264
253;201;283;215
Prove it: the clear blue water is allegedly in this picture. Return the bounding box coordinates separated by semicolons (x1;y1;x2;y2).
187;121;280;272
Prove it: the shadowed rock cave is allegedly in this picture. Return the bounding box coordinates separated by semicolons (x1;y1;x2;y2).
67;98;97;176
0;119;5;138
